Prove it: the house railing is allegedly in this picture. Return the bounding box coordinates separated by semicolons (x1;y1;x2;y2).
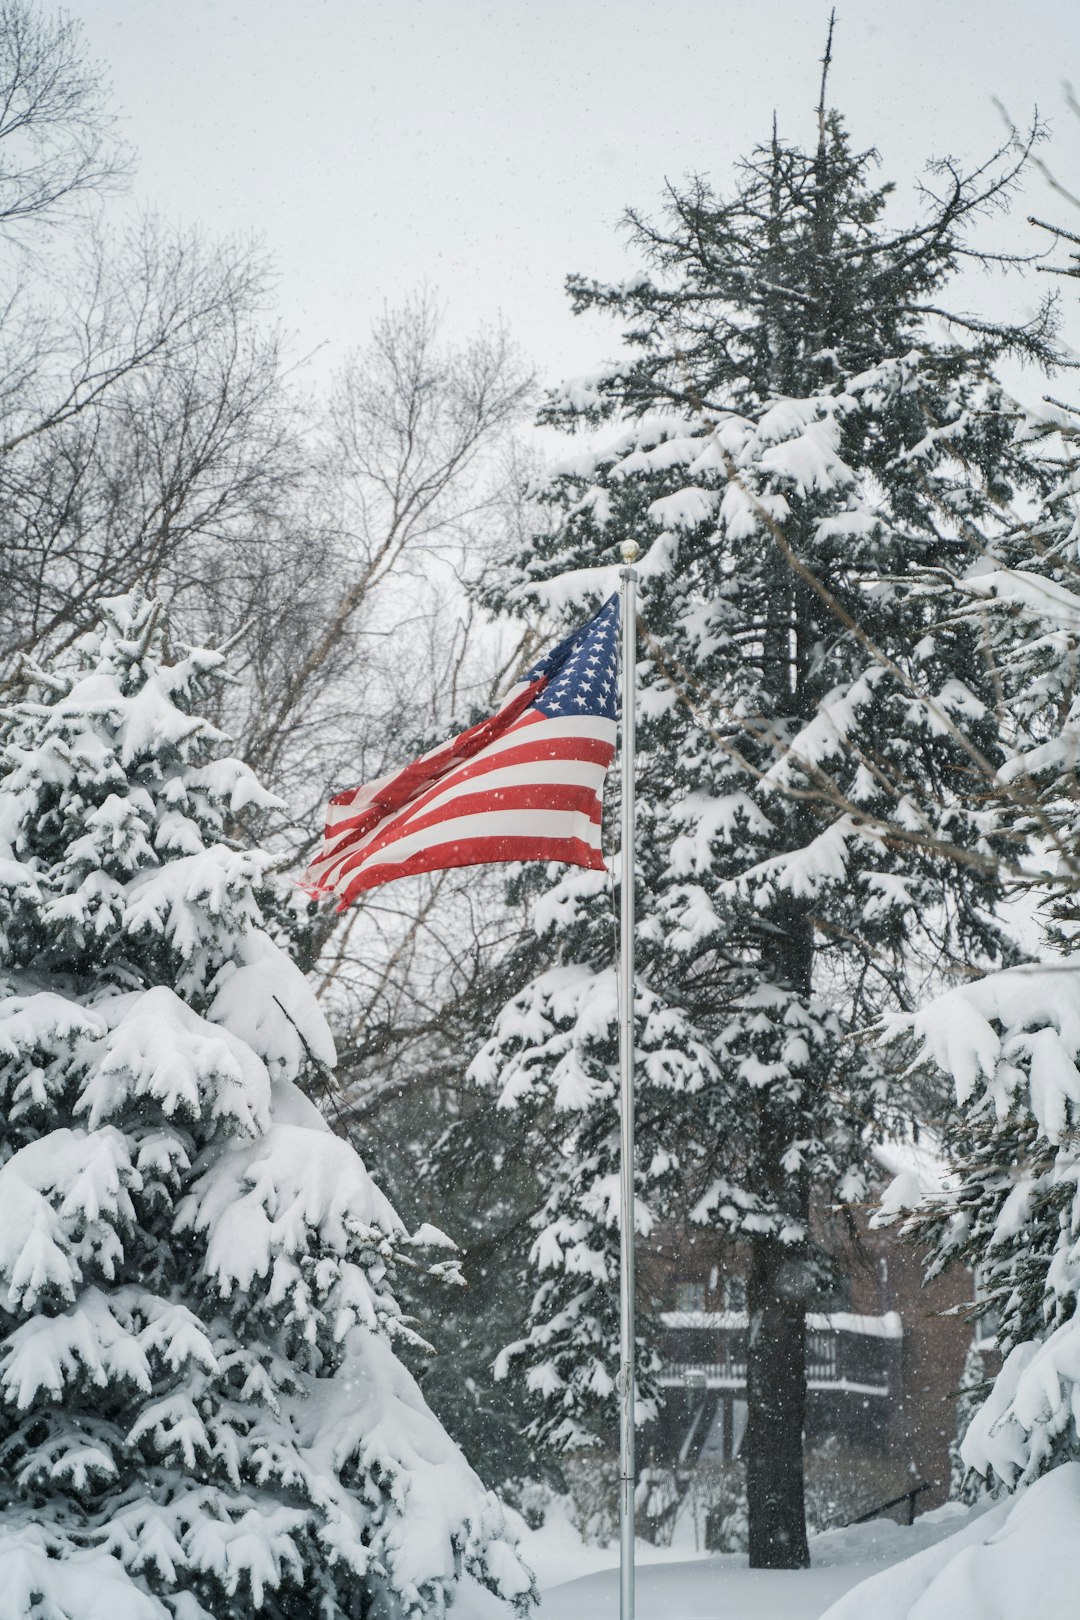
664;1357;747;1385
658;1309;902;1396
846;1480;931;1527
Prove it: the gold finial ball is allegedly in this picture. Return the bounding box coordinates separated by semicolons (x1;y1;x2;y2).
620;538;641;565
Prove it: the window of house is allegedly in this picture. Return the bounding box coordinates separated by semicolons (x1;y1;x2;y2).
813;1273;852;1313
721;1275;746;1311
674;1280;706;1313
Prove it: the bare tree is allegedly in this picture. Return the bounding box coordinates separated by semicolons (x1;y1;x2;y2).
0;219;303;669
237;295;532;794
0;0;126;234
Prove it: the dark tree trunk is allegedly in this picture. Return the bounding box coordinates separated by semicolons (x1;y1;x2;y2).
745;1233;810;1568
744;901;813;1569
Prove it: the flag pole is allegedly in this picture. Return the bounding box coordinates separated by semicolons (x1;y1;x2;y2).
618;537;639;1620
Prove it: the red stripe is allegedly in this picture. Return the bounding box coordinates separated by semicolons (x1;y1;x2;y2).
332;784;604;879
336;836;606;905
322;712;544;839
404;730;614;816
325;731;615;844
326;678;546;822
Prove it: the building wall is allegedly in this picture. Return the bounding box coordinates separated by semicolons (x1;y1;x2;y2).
866;1221;992;1507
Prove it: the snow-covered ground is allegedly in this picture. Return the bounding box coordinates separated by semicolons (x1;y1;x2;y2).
537;1503;984;1620
462;1492;996;1620
462;1464;1080;1619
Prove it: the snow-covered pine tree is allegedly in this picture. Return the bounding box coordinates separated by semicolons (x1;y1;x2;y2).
877;898;1080;1493
464;61;1056;1566
870;202;1080;1503
948;1341;989;1504
0;593;532;1620
876;209;1080;1497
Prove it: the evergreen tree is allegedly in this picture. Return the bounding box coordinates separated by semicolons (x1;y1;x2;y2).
464;60;1055;1567
0;593;533;1619
876;204;1080;1500
948;1341;989;1504
880;925;1080;1492
879;398;1080;1494
372;977;556;1500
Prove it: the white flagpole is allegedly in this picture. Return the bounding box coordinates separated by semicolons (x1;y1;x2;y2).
618;538;640;1620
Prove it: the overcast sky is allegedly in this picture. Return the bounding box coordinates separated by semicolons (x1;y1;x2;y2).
78;1;1080;401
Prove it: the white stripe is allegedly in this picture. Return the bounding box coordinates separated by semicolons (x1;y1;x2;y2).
389;757;611;829
351;806;603;874
474;712;615;760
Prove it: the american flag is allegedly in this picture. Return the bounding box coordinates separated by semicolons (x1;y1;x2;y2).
304;594;620;907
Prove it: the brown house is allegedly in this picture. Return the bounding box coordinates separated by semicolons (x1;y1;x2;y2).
643;1198;996;1520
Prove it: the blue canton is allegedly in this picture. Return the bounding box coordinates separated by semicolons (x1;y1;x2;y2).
526;593;620;720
